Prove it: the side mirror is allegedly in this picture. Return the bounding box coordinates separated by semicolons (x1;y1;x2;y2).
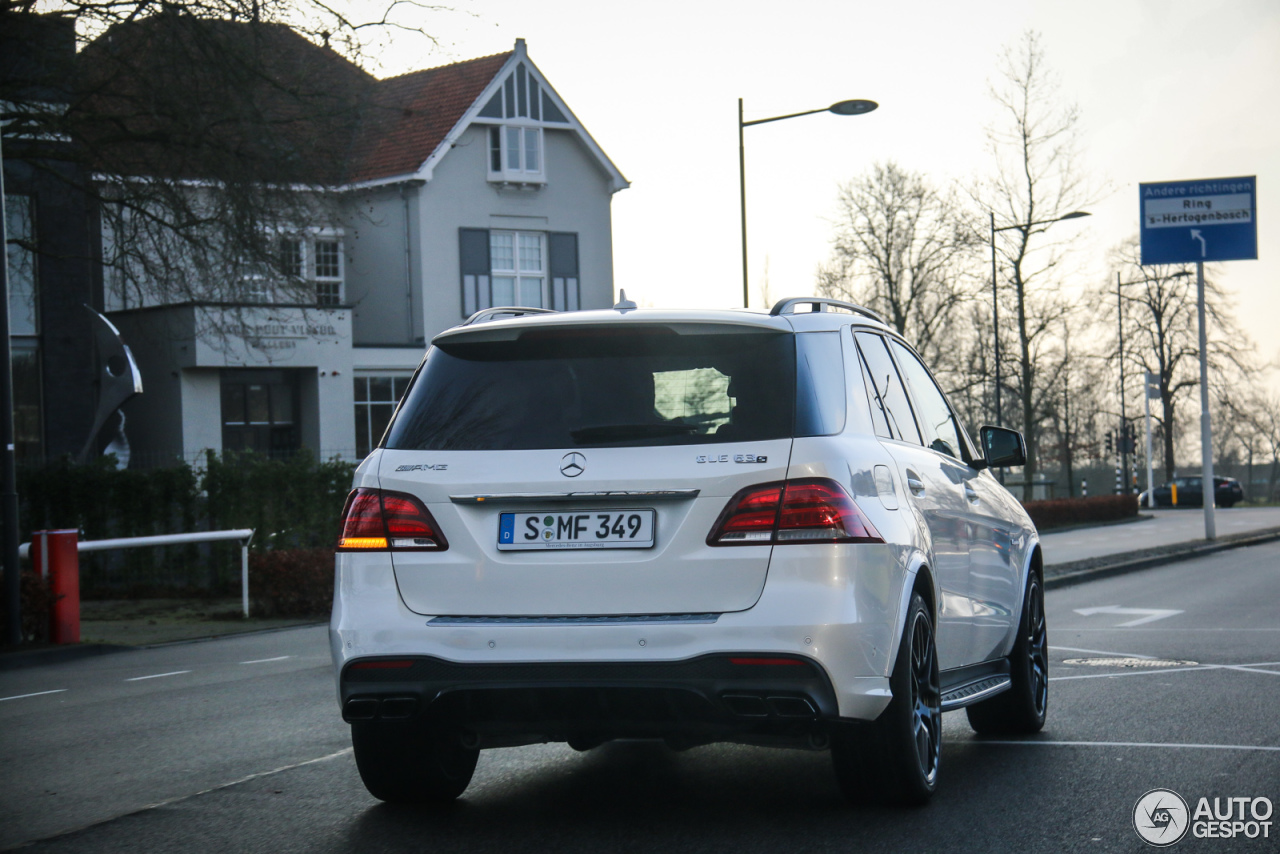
979;425;1026;468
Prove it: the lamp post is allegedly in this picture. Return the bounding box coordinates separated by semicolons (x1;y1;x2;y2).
739;98;877;309
988;210;1091;429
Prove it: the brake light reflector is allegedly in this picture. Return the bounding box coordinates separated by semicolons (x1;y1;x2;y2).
337;488;448;551
707;478;882;546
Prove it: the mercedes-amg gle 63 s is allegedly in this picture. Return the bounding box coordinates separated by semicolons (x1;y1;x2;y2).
331;296;1048;806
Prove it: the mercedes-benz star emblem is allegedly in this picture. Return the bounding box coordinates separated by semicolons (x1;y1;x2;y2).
560;452;586;478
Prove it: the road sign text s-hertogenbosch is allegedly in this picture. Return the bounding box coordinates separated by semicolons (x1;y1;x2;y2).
1140;176;1256;265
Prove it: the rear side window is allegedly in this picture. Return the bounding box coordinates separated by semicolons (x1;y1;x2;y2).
794;332;846;437
385;326;796;450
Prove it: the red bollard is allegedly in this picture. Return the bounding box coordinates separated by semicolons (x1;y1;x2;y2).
31;530;81;644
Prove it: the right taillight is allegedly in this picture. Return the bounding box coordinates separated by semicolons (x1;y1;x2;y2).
337;488;448;551
707;478;883;546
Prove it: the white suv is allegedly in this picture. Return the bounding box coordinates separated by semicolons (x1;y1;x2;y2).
330;296;1047;806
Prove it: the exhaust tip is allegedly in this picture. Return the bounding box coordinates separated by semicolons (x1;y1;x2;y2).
722;694;770;717
343;698;379;721
767;696;817;718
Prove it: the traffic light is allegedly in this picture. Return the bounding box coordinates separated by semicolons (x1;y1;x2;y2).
1105;431;1113;455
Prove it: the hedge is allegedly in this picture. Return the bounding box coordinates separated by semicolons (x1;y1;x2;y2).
248;547;335;617
16;451;355;596
1022;494;1139;530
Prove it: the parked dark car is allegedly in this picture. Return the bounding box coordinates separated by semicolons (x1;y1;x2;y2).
1144;475;1243;508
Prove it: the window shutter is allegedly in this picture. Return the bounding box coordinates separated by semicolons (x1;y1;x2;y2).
548;232;579;311
459;228;491;317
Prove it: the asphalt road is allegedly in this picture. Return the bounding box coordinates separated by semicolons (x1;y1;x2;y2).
2;542;1278;853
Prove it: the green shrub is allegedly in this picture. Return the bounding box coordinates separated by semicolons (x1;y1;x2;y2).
15;451;356;595
1023;494;1139;530
248;547;335;617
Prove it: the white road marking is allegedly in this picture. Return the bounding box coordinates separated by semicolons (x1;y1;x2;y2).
975;740;1280;753
1050;660;1280;682
1073;606;1185;627
0;689;68;702
239;656;290;665
1051;645;1156;659
1219;663;1280;676
125;671;192;682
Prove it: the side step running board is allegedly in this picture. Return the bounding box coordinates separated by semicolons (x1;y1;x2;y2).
940;675;1012;712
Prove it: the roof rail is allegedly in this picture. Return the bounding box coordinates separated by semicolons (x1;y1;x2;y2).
769;297;888;326
461;306;558;326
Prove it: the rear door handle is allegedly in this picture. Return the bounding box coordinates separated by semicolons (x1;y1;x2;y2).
905;471;926;496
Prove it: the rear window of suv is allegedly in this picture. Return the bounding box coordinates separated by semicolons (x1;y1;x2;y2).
385;325;798;450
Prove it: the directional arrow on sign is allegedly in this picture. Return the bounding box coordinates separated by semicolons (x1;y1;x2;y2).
1073;606;1185;627
1190;229;1207;257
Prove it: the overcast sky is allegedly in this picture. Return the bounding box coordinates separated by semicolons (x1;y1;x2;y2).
377;0;1278;381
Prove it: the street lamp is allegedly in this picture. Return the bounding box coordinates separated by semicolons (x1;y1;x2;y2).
739;98;878;308
988;210;1091;428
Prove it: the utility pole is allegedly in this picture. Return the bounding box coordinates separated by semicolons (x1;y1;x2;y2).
0;134;21;645
1117;272;1129;494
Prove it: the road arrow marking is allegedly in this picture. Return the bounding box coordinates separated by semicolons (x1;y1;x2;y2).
1190;229;1207;257
1073;606;1185;627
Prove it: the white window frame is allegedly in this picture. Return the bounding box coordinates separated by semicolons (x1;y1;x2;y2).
487;125;545;185
489;230;546;307
313;236;343;306
353;373;413;458
260;230;344;305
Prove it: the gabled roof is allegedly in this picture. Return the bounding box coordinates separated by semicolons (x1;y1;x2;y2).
346;39;628;193
74;19;627;192
345;51;511;184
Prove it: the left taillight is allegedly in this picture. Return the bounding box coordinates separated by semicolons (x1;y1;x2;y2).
337;488;448;551
707;478;883;546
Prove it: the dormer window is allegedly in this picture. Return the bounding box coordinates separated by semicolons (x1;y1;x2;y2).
479;61;569;186
489;126;541;181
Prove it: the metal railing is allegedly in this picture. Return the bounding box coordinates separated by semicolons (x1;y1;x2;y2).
21;529;257;617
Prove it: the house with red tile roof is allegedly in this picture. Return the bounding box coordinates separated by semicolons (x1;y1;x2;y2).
88;22;628;464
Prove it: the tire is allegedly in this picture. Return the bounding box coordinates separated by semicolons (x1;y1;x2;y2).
967;572;1048;735
351;718;479;804
831;591;941;806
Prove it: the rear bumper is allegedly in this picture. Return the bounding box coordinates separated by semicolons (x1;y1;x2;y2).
340;653;839;747
331;543;911;724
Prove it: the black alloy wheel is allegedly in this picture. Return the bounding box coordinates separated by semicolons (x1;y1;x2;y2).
967;572;1048;734
908;605;942;787
831;590;940;805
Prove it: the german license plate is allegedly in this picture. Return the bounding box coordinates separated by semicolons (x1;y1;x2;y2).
497;510;655;550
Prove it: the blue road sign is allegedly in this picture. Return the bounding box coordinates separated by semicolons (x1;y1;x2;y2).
1140;176;1256;265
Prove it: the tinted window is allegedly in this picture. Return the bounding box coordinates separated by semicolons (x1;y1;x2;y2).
854;332;920;444
795;332;846;437
386;327;795;450
889;339;965;461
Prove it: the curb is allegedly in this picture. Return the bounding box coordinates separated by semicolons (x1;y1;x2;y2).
1044;527;1280;589
0;643;131;672
0;621;327;671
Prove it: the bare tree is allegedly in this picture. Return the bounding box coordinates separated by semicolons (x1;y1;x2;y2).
818;161;978;371
975;31;1101;499
2;1;446;343
1109;236;1251;482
